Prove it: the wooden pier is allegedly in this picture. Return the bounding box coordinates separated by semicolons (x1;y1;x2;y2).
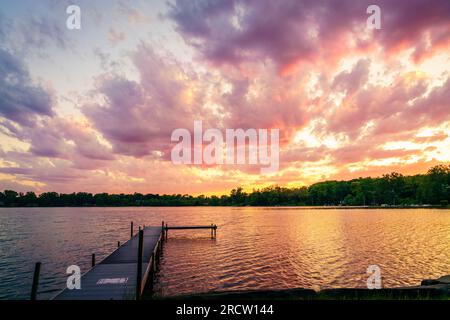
52;222;216;300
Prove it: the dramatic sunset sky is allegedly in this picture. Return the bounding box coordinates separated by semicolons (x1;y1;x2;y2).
0;0;449;195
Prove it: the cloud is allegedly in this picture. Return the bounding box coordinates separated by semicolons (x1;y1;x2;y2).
1;115;115;172
331;143;419;165
0;149;87;185
83;44;218;158
28;118;114;161
0;11;11;45
168;0;450;73
218;63;310;143
108;28;126;45
329;158;444;182
1;0;449;194
117;0;151;24
369;78;450;136
0;48;54;126
322;60;448;139
379;0;450;62
20;16;68;51
0;7;70;55
332;59;371;96
413;132;448;143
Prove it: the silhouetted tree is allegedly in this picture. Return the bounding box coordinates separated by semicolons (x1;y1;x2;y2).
2;165;450;207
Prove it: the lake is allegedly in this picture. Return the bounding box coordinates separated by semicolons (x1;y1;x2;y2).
0;207;449;299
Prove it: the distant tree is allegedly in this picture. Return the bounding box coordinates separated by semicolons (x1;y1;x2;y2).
230;187;246;205
38;192;60;206
1;164;450;207
4;190;19;206
20;192;37;206
420;165;450;204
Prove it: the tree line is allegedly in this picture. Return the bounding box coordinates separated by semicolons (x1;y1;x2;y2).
1;165;449;207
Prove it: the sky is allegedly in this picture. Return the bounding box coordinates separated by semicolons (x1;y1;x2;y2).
0;0;449;195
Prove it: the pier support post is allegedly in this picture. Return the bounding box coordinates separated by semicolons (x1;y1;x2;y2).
136;229;144;300
117;241;120;248
30;262;41;300
130;221;134;239
91;253;95;267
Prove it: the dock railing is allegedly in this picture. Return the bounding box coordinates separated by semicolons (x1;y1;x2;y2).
163;223;217;239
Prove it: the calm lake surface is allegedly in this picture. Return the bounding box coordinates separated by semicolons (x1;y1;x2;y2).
0;207;449;299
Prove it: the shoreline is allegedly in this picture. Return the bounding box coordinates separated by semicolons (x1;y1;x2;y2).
1;205;449;209
152;276;450;300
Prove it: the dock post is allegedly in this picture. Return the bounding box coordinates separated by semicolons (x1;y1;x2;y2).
117;241;120;248
211;224;213;238
165;223;168;239
30;262;41;300
139;226;141;232
91;253;95;267
130;221;134;239
136;229;144;300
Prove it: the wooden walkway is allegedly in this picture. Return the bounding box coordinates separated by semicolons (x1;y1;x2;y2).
54;226;163;300
51;223;217;300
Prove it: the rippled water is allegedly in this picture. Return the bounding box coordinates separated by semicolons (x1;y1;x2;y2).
0;207;449;299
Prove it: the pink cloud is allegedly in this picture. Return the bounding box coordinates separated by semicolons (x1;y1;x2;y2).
1;0;449;194
83;44;219;158
169;0;450;73
0;48;54;126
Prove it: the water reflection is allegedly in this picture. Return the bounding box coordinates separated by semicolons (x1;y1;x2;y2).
0;207;449;299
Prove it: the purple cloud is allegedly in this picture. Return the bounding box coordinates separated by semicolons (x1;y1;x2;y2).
168;0;450;72
83;44;218;158
0;48;54;126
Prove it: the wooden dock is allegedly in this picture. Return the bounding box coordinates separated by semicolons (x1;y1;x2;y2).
51;222;217;300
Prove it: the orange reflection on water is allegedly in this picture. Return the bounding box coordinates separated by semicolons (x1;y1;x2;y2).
154;207;450;296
